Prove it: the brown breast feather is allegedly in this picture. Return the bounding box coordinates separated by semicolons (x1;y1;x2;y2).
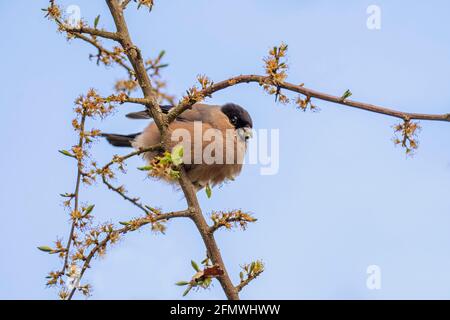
132;111;245;189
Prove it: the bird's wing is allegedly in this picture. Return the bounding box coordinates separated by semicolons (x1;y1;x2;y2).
126;105;173;119
125;104;227;125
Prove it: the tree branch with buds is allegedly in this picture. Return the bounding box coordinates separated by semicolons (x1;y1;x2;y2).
40;0;450;300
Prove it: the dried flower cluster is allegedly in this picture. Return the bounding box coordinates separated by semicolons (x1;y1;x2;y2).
263;44;289;103
75;89;125;118
295;94;319;112
119;209;167;234
115;79;139;93
237;260;265;292
43;1;61;20
210;210;257;231
137;0;154;11
178;74;214;107
393;119;421;155
92;46;126;66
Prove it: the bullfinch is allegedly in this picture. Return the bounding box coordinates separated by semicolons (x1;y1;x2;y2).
102;103;253;190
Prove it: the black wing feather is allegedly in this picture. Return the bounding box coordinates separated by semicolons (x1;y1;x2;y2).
101;133;140;147
126;105;174;119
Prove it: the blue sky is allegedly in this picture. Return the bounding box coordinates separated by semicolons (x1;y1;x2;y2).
1;0;450;299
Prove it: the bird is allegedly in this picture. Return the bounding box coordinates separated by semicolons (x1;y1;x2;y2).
102;103;253;191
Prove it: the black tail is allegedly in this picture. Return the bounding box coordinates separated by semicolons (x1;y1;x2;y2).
101;133;140;147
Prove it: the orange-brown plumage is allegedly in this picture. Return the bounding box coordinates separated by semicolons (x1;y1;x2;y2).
102;103;253;191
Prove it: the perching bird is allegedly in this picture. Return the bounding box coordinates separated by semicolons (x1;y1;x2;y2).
102;103;253;190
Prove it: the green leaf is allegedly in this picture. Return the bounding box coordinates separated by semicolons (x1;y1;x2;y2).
119;221;129;226
182;285;192;297
84;204;95;215
94;15;100;29
156;63;169;69
145;206;160;214
158;50;166;60
37;246;53;253
59;193;74;198
205;184;212;199
250;261;256;274
341;89;352;100
58;150;75;158
202;278;212;288
137;166;152;171
175;281;189;286
171;145;184;166
191;260;200;272
169;168;180;179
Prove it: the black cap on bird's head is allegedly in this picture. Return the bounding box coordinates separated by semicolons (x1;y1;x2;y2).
221;103;253;129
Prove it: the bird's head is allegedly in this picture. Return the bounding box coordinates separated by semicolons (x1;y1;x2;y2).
221;103;253;140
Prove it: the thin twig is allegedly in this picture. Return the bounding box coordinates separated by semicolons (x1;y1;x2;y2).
236;271;263;293
121;0;132;9
75;33;134;74
209;217;251;234
101;144;162;169
99;144;162;214
56;17;121;41
60;112;87;276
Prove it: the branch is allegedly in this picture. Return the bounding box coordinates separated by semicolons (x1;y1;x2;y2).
105;0;240;300
121;0;132;9
57;20;121;41
124;97;151;105
235;260;264;293
67;209;190;299
98;144;162;214
168;75;450;123
177;168;240;300
209;210;257;234
101;144;162;169
59;112;87;277
236;272;262;293
105;0;166;131
71;32;134;75
44;2;133;75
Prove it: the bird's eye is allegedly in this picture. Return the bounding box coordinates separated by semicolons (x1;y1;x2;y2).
231;116;238;124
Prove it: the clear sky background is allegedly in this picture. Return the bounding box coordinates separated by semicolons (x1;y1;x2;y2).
1;0;450;299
